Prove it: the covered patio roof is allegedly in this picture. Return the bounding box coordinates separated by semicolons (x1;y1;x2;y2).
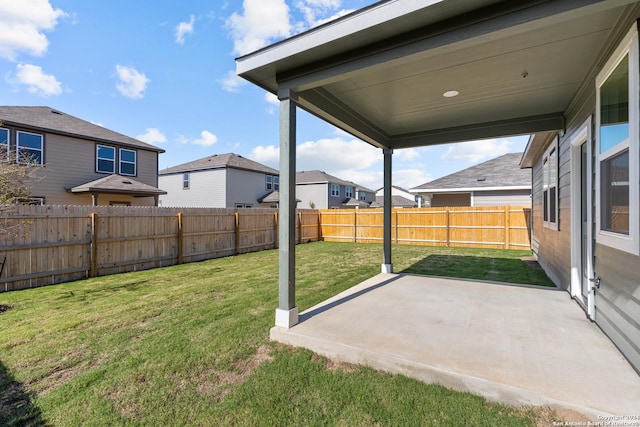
237;0;635;149
69;174;166;205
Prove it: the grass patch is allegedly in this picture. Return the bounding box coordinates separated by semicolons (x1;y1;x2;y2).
0;242;556;425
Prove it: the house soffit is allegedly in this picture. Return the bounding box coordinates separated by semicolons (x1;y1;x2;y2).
237;0;635;150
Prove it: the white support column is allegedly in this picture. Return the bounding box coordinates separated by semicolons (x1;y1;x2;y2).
275;89;299;328
382;148;393;273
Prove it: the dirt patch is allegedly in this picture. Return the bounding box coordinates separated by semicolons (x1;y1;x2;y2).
528;405;592;426
311;353;359;373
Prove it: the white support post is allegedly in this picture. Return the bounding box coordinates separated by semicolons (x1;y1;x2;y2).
382;148;393;274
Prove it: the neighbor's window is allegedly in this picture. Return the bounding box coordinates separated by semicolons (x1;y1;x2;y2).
266;175;280;191
595;25;639;255
331;184;340;197
16;131;43;165
345;186;354;198
359;191;367;201
119;148;136;176
0;127;8;161
542;139;558;229
183;172;190;189
96;145;115;173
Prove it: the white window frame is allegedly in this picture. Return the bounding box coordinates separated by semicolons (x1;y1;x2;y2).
345;186;354;198
183;172;190;190
119;148;136;176
359;191;367;201
274;176;279;191
330;184;340;197
0;127;9;161
595;25;639;255
96;144;115;174
16;130;43;165
542;137;559;230
266;175;273;190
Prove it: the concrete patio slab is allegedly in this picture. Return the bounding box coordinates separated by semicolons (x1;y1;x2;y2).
271;273;640;419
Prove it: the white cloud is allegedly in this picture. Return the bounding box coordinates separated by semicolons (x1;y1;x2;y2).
137;128;167;145
192;130;218;147
395;148;420;161
0;0;66;60
175;15;195;45
264;92;279;114
115;64;149;99
226;0;292;55
11;63;62;96
441;139;512;163
393;168;432;190
294;0;352;28
250;144;280;167
220;70;247;93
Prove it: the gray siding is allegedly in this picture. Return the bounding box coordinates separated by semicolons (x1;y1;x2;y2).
296;183;329;209
530;7;640;373
226;168;273;208
159;169;227;207
28;133;157;206
473;190;531;206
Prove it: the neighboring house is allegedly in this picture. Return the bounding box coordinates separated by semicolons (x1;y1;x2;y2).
158;153;280;208
296;170;374;209
0;106;165;206
238;0;640;373
374;185;418;208
410;153;531;207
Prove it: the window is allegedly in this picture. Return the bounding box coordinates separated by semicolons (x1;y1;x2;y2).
119;148;136;176
235;203;253;208
266;175;280;191
331;184;340;197
96;145;115;173
345;186;354;198
0;127;8;161
595;25;639;255
16;197;44;205
16;131;43;165
183;172;190;189
542;139;558;229
359;191;367;201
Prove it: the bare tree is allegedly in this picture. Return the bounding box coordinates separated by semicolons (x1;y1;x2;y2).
0;146;41;236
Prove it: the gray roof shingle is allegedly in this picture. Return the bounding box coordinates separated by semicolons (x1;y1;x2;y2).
296;170;374;192
0;106;164;152
159;153;278;175
70;174;166;196
411;153;530;191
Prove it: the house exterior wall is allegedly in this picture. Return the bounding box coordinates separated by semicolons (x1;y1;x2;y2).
430;193;471;207
296;183;329;209
28;133;157;206
472;189;531;206
226;168;274;208
530;8;640;372
159;169;227;207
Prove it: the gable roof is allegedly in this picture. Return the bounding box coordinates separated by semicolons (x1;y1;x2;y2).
411;153;530;192
0;106;164;153
296;170;374;192
70;174;166;196
374;195;418;208
159;153;278;175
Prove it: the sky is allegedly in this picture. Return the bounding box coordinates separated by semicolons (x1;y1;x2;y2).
0;0;529;191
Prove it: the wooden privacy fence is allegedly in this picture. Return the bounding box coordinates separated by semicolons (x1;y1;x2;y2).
0;205;320;292
320;206;531;250
0;205;531;292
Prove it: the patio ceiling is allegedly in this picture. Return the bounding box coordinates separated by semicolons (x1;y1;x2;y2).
237;0;636;149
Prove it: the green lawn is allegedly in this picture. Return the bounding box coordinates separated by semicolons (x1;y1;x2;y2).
0;242;558;426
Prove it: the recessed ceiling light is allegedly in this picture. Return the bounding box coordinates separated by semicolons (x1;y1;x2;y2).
443;90;459;98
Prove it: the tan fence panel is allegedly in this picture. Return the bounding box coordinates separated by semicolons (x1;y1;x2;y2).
319;206;531;250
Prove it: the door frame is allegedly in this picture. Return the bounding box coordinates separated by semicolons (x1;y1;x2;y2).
570;116;595;320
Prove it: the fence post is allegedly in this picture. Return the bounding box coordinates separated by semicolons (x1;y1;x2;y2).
274;211;279;248
235;212;240;254
395;209;399;245
316;210;321;242
353;210;357;242
177;212;184;264
445;209;450;247
297;211;302;244
504;206;510;249
90;213;98;277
